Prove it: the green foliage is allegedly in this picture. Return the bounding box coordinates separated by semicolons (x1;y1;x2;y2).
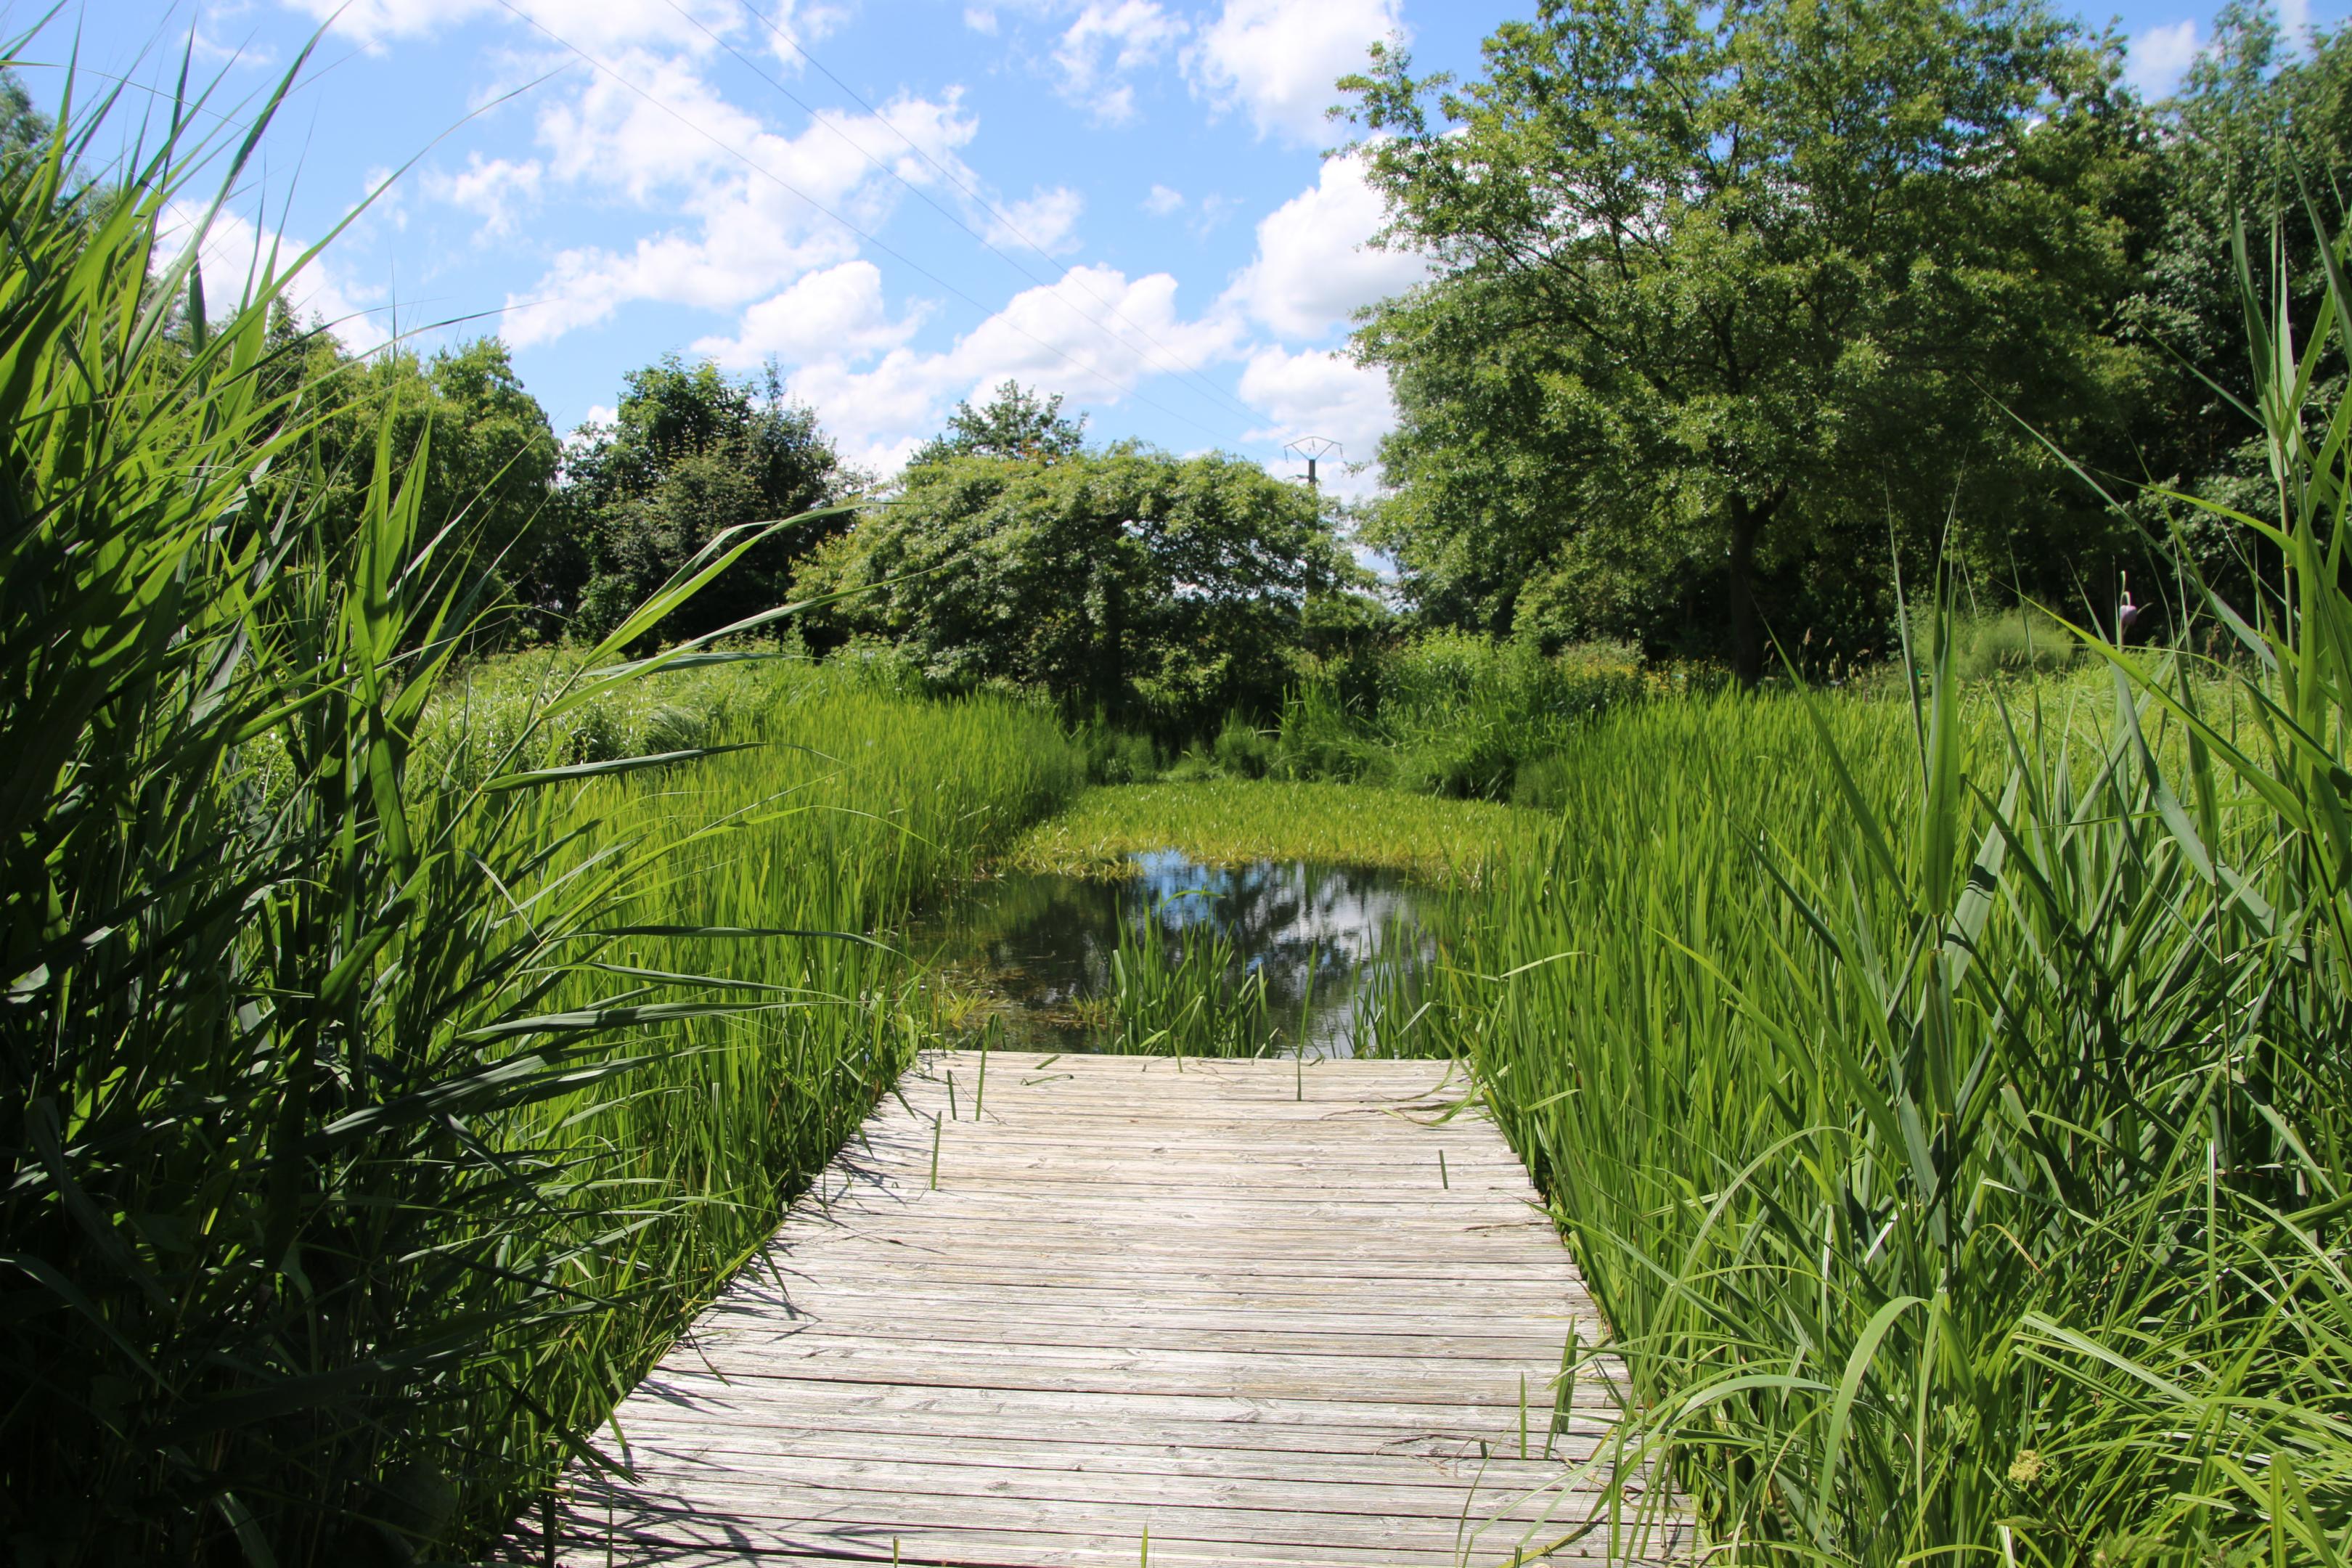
1372;223;2352;1564
260;319;569;639
1101;908;1271;1058
1343;0;2151;682
563;356;857;647
0;74;1079;1567
1209;711;1279;779
0;66;47;160
1071;717;1163;785
2119;4;2352;605
1935;602;2085;681
1275;633;1657;799
797;443;1350;735
905;378;1087;466
1006;780;1532;883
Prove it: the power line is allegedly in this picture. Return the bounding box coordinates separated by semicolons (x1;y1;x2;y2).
489;0;1238;445
698;0;1269;430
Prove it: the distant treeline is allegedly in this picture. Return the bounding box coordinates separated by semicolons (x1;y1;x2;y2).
102;0;2352;732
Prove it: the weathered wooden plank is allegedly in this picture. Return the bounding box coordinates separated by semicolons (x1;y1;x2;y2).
599;1420;1623;1480
551;1051;1672;1566
610;1368;1627;1427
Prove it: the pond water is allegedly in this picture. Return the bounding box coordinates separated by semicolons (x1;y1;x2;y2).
907;852;1437;1056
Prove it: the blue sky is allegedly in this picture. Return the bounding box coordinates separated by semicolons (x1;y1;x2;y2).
41;0;2351;491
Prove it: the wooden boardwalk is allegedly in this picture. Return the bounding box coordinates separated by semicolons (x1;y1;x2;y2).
552;1052;1678;1567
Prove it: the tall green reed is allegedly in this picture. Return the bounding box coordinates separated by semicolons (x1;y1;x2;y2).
1101;899;1270;1057
0;60;1080;1565
1410;224;2352;1564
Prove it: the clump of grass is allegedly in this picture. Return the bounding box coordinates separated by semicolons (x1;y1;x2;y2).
1100;905;1270;1057
1934;602;2083;681
1005;779;1538;883
1276;633;1657;799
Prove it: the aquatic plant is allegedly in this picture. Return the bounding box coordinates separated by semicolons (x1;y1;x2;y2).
1101;905;1271;1058
1403;231;2352;1563
1007;778;1535;884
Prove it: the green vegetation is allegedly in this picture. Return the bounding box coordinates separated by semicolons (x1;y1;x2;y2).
1342;0;2352;681
1344;0;2141;683
795;434;1349;736
1349;258;2352;1563
1266;631;1661;801
1102;909;1271;1058
0;75;1077;1565
21;0;2352;1560
1005;780;1533;883
907;377;1090;467
560;356;857;646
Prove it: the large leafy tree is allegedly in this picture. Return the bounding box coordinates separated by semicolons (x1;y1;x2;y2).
1344;0;2153;681
256;316;568;637
2119;4;2352;608
798;442;1349;733
561;356;857;645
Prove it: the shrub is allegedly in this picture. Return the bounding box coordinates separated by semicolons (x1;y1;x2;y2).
1274;633;1654;799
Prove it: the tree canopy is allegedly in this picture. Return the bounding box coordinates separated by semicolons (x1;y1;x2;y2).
796;440;1350;734
2115;4;2352;605
560;356;858;645
1344;0;2153;682
907;380;1088;466
251;312;569;637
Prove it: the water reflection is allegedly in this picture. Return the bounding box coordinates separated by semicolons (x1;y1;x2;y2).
910;853;1434;1055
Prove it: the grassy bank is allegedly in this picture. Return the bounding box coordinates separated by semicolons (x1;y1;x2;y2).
1005;778;1535;883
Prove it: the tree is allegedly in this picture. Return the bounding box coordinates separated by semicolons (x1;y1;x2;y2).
796;444;1349;734
563;356;857;645
0;70;48;162
2118;5;2352;613
246;315;568;640
1344;0;2152;682
907;380;1087;466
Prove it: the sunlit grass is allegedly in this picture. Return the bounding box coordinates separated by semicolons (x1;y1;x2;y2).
1004;778;1537;883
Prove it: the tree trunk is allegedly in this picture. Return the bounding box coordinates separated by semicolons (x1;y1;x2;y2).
1726;497;1768;690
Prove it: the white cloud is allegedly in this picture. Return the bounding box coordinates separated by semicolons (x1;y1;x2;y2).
1143;183;1184;216
427;154;543;238
1187;0;1402;146
991;186;1085;253
1222;150;1422;339
1053;0;1185;124
692;261;927;367
502;70;980;346
568;404;619;447
785;264;1240;468
1190;192;1241;235
158;203;391;354
963;6;998;32
1237;346;1394;497
757;0;852;67
283;0;752;51
847;433;926;478
2125;19;2202;100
